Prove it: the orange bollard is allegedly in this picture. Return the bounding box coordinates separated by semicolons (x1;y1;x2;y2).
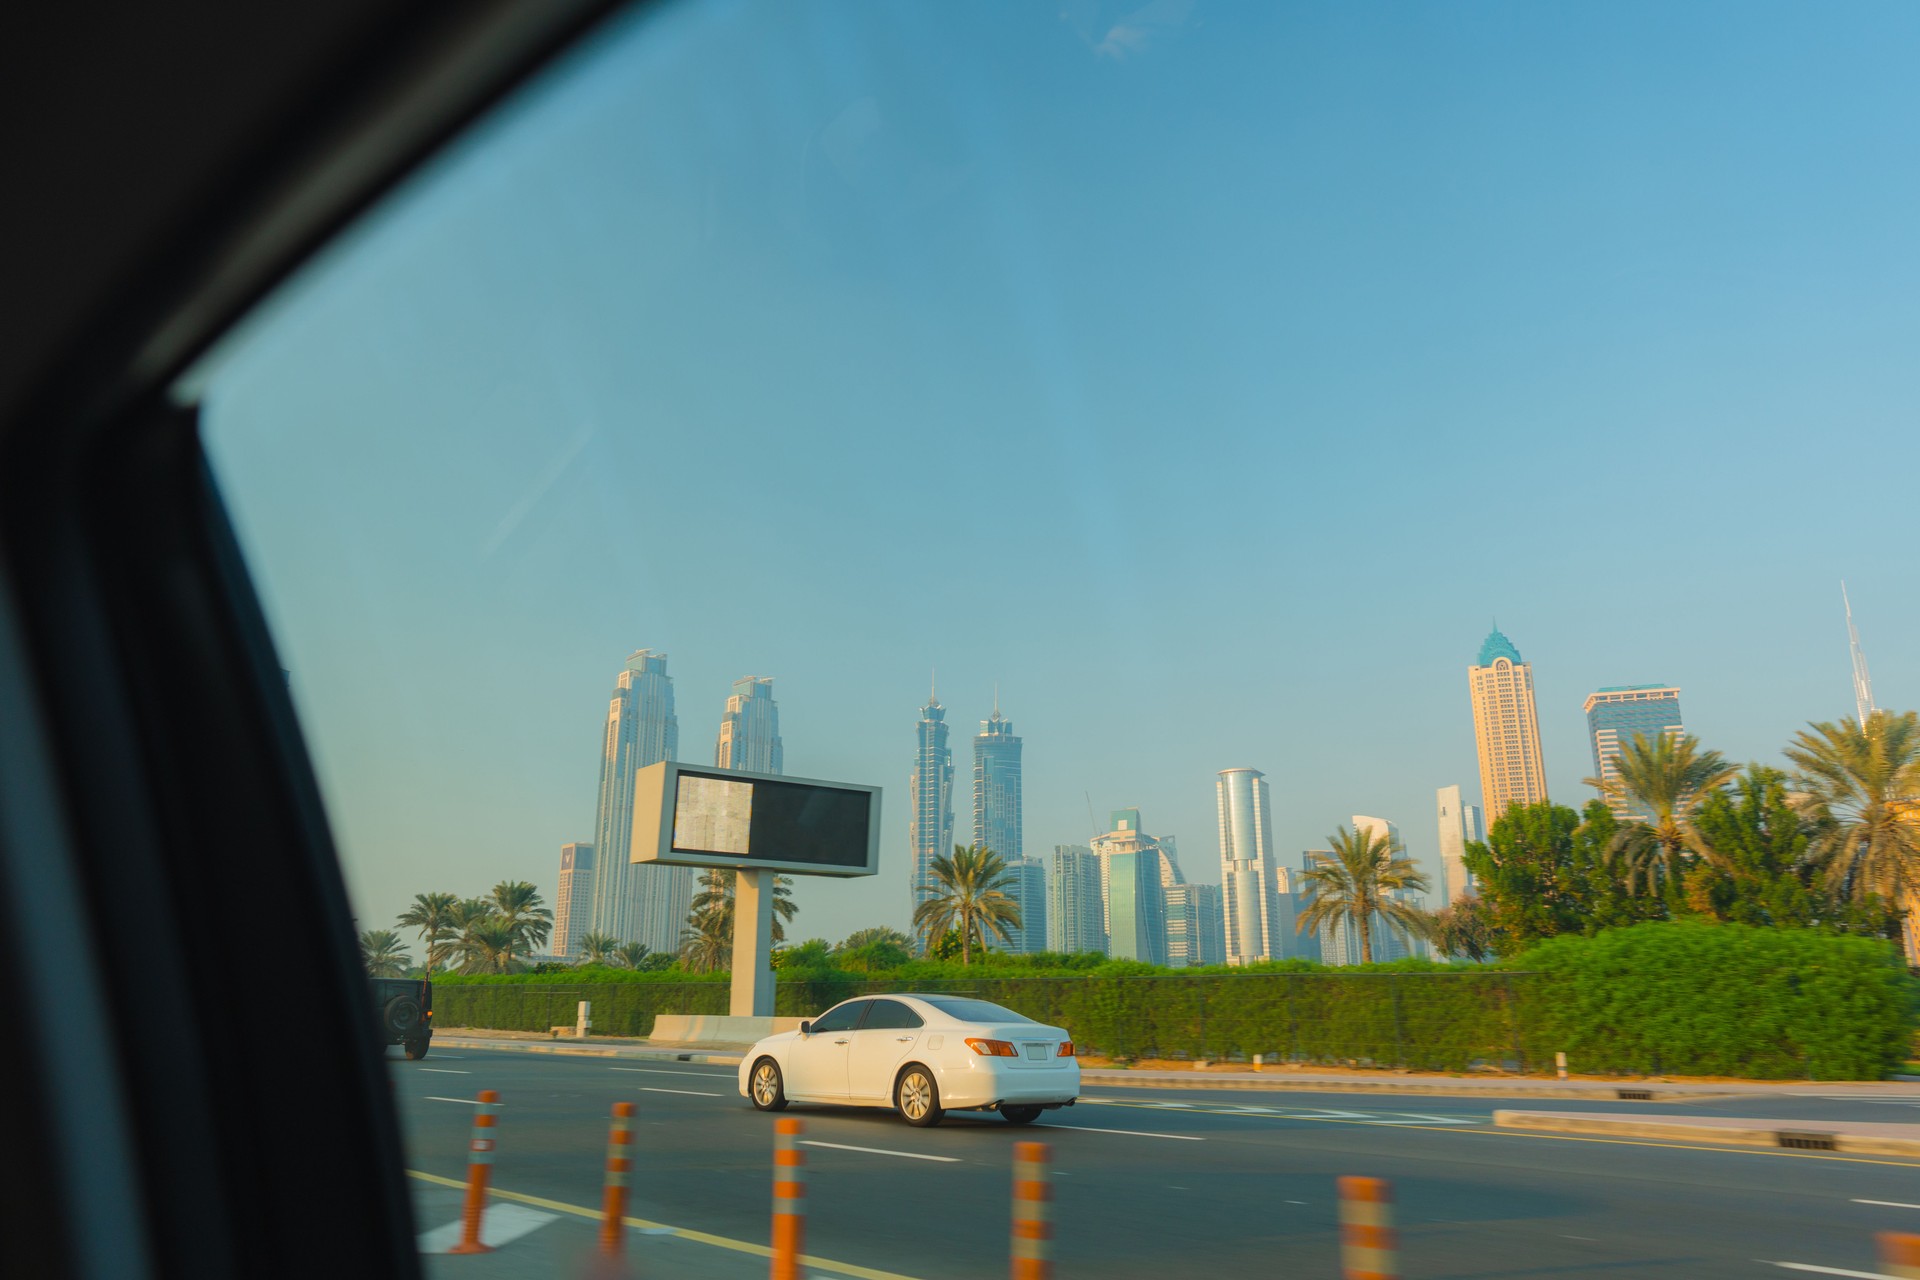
1010;1141;1053;1279
770;1118;806;1280
599;1101;636;1256
1882;1232;1920;1279
1338;1176;1398;1280
447;1090;501;1254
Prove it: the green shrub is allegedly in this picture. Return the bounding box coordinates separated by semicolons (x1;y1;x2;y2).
1511;920;1915;1080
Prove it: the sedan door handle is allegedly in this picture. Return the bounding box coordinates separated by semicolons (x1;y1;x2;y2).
833;1038;850;1044
896;1036;913;1042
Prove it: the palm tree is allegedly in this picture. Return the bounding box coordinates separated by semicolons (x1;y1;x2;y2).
1785;711;1920;905
396;891;460;975
578;931;619;966
488;880;553;966
688;869;797;946
1296;826;1433;965
679;911;731;974
360;929;412;977
912;844;1022;966
1583;732;1739;898
1428;895;1494;963
458;918;519;974
611;941;652;969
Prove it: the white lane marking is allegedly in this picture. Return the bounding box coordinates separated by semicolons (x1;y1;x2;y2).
418;1204;556;1253
1562;1235;1598;1241
610;1067;737;1078
1042;1124;1203;1141
640;1086;723;1098
423;1096;495;1105
1763;1262;1900;1278
1855;1199;1920;1209
800;1140;961;1163
1391;1113;1478;1123
420;1069;470;1075
427;1054;465;1059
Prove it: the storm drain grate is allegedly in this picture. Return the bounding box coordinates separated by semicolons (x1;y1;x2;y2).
1776;1131;1837;1151
1615;1089;1653;1101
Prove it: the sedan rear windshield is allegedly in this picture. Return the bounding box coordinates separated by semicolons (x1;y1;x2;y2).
917;997;1034;1024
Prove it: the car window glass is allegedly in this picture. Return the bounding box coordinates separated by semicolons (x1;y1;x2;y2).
918;997;1033;1024
809;1001;868;1034
860;999;923;1031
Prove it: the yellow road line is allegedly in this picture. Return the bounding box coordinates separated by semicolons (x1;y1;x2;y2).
406;1170;920;1280
1084;1098;1920;1169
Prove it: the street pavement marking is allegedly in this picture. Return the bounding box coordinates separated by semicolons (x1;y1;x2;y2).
1763;1262;1900;1278
1040;1123;1203;1141
406;1169;920;1280
424;1096;494;1105
640;1086;723;1097
417;1203;556;1253
1854;1199;1920;1209
420;1068;470;1074
610;1066;738;1078
801;1140;962;1163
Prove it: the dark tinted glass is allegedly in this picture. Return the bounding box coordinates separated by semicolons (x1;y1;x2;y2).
918;997;1032;1024
808;1000;868;1034
860;999;923;1030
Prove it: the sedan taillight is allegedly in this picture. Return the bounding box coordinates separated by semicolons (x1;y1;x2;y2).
965;1037;1017;1057
1058;1041;1075;1057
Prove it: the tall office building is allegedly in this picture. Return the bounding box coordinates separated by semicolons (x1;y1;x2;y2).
1093;818;1168;965
1165;882;1226;967
552;842;595;957
715;676;783;774
1216;768;1287;965
973;704;1023;861
1435;785;1484;904
1468;627;1548;822
1583;685;1683;820
586;650;683;953
1006;856;1048;955
1047;844;1106;955
908;685;955;922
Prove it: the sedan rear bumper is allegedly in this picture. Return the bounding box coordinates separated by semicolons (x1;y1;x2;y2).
935;1058;1081;1110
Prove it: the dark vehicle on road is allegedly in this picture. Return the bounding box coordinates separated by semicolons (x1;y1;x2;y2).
373;979;432;1060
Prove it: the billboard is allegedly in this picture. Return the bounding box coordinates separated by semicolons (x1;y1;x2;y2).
630;762;880;877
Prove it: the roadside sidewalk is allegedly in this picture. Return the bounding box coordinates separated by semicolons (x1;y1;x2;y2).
426;1032;1920;1101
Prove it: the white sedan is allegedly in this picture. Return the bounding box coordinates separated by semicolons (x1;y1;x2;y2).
738;993;1080;1127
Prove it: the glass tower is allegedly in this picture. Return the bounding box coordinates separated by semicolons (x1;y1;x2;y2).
909;686;954;923
1008;856;1048;954
972;705;1023;862
553;841;594;957
1468;628;1548;822
1047;844;1106;955
1435;785;1484;905
586;649;683;953
715;676;783;774
1584;685;1683;819
1216;767;1285;964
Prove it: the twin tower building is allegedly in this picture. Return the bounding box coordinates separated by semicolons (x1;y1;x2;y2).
552;650;784;959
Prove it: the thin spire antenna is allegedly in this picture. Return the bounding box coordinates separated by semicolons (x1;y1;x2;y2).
1086;792;1099;841
993;682;1000;717
1844;581;1877;726
930;666;937;704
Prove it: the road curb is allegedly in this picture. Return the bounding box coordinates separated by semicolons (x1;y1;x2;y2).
431;1036;745;1066
1077;1071;1736;1101
1492;1109;1920;1156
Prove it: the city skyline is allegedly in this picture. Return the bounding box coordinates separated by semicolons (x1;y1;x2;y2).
198;2;1920;949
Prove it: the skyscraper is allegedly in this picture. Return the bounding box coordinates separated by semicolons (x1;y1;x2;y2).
1435;785;1484;904
1583;685;1683;819
908;685;955;921
716;676;783;774
553;841;594;957
1007;856;1048;954
1164;882;1226;967
586;649;683;953
1093;819;1168;965
1468;627;1548;822
973;703;1022;862
1047;844;1106;955
1216;768;1286;965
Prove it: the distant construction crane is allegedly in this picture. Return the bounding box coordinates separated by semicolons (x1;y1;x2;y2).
1843;581;1877;727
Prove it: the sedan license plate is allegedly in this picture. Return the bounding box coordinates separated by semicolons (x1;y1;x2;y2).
1023;1042;1048;1061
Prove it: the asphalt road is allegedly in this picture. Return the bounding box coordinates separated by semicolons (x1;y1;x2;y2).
393;1047;1920;1279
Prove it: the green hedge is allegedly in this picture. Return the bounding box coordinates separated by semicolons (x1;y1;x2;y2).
430;924;1917;1079
1509;920;1915;1080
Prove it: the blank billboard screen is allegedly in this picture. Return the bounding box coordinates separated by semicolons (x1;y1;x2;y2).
668;770;871;869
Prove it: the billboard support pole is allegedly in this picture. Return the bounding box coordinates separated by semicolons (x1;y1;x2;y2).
731;868;776;1017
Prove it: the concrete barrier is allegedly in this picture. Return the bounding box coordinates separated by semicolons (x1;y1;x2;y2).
650;1014;804;1046
1493;1110;1920;1157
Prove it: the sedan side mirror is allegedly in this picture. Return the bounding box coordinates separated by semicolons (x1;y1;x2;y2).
798;1020;812;1036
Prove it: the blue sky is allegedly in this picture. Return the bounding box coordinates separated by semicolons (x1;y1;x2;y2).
197;0;1920;949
